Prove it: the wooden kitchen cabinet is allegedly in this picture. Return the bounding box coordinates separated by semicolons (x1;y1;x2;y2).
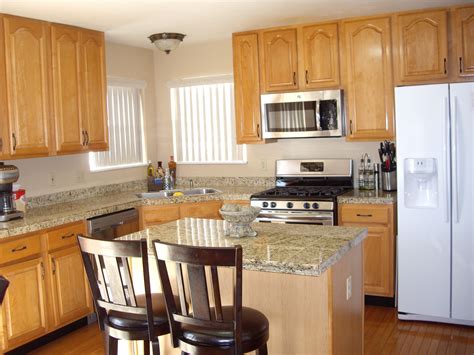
452;5;474;79
179;201;222;219
341;16;395;141
0;15;10;160
233;33;264;144
393;10;449;84
261;29;299;92
3;15;52;158
81;29;108;151
300;23;340;89
338;203;396;297
51;24;85;154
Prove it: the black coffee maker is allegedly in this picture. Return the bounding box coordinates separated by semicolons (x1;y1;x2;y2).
0;162;23;222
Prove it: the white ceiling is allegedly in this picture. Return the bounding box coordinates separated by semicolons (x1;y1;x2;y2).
0;0;470;49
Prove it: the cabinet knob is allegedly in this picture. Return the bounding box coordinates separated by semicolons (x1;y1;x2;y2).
256;124;260;138
293;72;296;86
459;57;463;73
444;58;447;75
305;70;309;85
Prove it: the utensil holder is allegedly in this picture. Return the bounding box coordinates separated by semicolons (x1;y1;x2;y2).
382;171;397;191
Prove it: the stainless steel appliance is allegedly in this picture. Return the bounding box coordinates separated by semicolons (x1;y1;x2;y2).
0;162;23;222
261;90;344;139
87;208;139;240
250;159;353;225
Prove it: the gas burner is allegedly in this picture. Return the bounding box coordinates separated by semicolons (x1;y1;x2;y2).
252;186;349;200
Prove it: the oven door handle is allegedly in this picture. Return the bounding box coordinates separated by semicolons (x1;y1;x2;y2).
257;217;333;225
258;212;333;219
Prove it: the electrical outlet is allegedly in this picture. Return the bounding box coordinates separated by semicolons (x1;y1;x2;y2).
48;172;56;186
346;275;352;300
260;159;267;171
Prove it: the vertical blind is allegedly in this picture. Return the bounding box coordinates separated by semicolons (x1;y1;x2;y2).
170;79;246;164
90;79;146;171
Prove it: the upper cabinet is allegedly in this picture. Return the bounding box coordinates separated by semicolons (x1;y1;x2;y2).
0;15;10;160
3;15;52;157
261;29;299;92
341;17;395;140
300;23;340;89
81;30;108;151
452;6;474;79
393;10;449;84
233;33;263;144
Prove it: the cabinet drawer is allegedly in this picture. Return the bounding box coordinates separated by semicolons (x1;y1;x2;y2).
48;222;86;251
142;205;180;227
180;201;222;219
339;205;389;224
0;235;42;265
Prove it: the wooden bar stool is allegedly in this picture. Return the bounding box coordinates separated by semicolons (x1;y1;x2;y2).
153;240;269;355
0;276;9;304
78;235;170;355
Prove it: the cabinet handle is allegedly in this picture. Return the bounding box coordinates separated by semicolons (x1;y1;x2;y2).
0;137;3;151
293;72;296;85
349;120;353;135
11;245;27;252
12;133;16;151
82;130;86;146
40;261;45;280
444;58;447;74
85;131;90;145
305;70;309;84
61;233;75;239
52;258;56;275
356;214;373;217
459;57;463;73
256;124;260;138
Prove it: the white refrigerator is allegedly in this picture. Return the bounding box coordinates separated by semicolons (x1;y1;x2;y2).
395;83;473;326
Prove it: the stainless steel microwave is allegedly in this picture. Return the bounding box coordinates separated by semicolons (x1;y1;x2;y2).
261;90;344;139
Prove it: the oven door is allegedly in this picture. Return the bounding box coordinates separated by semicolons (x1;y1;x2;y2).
261;90;343;139
256;210;334;226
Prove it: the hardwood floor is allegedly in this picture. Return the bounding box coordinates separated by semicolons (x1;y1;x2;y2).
27;306;474;354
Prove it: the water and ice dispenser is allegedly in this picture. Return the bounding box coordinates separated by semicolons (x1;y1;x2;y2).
404;158;438;208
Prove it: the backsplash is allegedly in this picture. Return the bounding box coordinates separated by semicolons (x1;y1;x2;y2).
175;176;275;187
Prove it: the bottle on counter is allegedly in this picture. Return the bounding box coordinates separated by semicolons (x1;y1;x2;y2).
146;160;154;177
163;168;174;190
365;155;375;190
358;157;366;190
156;161;165;178
168;156;177;183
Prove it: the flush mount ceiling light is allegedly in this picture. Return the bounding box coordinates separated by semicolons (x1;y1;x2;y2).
148;32;186;54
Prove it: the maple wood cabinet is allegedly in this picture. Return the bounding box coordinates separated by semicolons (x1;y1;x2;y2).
0;15;10;160
3;15;52;158
341;16;395;141
300;23;340;89
233;33;263;144
338;203;396;297
452;5;474;79
393;10;449;84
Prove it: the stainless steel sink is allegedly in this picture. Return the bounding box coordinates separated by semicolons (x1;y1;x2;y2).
137;188;221;199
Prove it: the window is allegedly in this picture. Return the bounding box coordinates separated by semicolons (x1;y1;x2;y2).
169;75;246;164
89;78;147;171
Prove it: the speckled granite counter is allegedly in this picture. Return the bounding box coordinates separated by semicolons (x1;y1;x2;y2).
338;189;397;204
0;186;267;239
118;218;367;277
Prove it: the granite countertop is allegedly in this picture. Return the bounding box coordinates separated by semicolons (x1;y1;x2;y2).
0;185;268;239
118;218;367;277
338;189;397;204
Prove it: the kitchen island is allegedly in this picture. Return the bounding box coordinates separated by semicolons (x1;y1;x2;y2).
119;218;367;355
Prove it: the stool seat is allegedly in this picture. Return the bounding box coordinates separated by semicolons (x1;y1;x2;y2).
182;306;269;349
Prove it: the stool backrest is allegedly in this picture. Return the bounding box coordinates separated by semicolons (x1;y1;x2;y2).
78;235;155;339
153;241;243;353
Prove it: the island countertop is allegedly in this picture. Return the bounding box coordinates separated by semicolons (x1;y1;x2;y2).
118;218;367;277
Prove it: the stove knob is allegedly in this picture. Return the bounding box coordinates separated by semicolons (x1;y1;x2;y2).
312;203;319;209
270;202;277;208
262;202;269;208
287;202;294;208
303;202;311;209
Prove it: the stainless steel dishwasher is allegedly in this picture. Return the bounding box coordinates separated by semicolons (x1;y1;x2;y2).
86;208;139;240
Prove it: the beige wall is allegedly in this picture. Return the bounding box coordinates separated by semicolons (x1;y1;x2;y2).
11;42;157;197
154;39;379;179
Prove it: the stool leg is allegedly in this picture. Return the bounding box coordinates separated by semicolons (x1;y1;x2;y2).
104;334;118;355
144;340;150;355
256;343;268;355
151;339;161;355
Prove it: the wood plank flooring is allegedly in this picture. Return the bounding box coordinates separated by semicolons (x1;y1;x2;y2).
27;306;474;354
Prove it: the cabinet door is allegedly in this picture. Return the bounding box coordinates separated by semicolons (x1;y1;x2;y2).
49;246;92;328
81;29;108;151
301;23;340;88
3;16;51;157
180;201;223;219
342;17;395;140
233;33;262;143
51;24;85;154
140;205;181;228
0;258;47;351
0;15;10;160
453;6;474;78
262;29;298;92
394;10;448;83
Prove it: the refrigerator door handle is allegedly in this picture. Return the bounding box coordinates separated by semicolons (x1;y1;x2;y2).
444;96;451;223
451;96;459;223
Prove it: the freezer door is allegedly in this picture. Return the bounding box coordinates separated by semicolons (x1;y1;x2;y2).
450;83;474;322
395;84;451;319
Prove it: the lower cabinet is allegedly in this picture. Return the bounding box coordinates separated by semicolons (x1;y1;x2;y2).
338;203;396;297
0;221;92;353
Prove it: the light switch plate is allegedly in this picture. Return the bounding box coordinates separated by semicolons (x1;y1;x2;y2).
346;275;352;300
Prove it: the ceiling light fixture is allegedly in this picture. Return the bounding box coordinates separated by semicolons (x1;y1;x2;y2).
148;32;186;54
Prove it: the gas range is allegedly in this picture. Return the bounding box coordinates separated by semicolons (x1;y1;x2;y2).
250;159;353;225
